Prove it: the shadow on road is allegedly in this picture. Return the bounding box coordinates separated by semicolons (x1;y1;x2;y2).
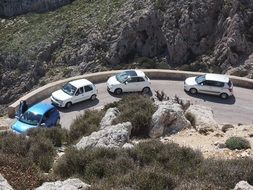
185;92;236;105
108;90;153;98
58;99;100;113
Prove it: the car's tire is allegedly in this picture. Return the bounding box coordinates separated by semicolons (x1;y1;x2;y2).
65;102;72;109
189;88;198;94
220;93;228;99
90;94;97;101
142;87;150;94
114;88;122;95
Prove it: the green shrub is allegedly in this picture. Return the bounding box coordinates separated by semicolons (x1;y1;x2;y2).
0;153;43;190
28;136;55;172
225;137;251;150
68;110;105;143
185;112;196;127
0;132;29;156
113;95;156;137
27;127;68;147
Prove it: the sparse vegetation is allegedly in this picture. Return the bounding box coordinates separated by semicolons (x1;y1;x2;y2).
226;136;251;150
112;94;156;137
54;140;253;189
68;110;105;143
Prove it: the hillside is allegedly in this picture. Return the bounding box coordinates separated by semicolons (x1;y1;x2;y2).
0;0;253;115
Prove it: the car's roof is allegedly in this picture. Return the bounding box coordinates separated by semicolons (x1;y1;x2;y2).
69;79;93;88
125;70;145;77
205;74;230;83
28;103;55;115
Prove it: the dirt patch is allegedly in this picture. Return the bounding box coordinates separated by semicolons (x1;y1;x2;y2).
161;124;253;159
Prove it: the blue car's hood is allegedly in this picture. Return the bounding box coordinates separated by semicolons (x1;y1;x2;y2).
11;120;37;134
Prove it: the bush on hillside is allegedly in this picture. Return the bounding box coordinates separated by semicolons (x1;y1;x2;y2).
112;95;156;137
54;140;253;189
0;132;29;156
27;127;68;147
225;136;251;150
28;136;56;172
68;110;105;143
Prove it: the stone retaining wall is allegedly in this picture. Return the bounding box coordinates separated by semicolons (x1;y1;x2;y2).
7;69;253;118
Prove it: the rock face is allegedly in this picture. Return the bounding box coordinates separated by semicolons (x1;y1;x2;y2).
185;105;218;134
0;0;73;17
76;122;132;149
106;0;253;77
35;178;90;190
234;181;253;190
0;174;13;190
149;100;191;138
100;107;120;129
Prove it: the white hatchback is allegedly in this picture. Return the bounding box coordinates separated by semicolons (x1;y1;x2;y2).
107;70;151;94
184;74;233;99
51;79;97;108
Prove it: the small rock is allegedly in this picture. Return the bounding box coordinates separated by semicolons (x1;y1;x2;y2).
221;124;234;133
122;143;134;149
233;181;253;190
35;178;90;190
0;174;13;190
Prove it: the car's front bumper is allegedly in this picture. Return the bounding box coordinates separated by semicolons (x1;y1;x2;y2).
50;96;65;107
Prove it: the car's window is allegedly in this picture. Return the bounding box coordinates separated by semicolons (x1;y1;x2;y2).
19;111;42;126
213;81;224;87
62;83;77;96
116;72;129;83
85;85;93;92
196;75;206;84
127;77;138;83
202;80;216;86
75;87;84;96
137;77;145;82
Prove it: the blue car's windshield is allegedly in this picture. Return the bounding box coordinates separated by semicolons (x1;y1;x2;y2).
116;72;129;83
195;75;206;84
62;83;77;96
19;111;42;126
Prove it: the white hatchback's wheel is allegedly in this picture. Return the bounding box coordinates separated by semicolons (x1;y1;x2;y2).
142;87;150;94
90;94;97;101
65;102;72;109
114;88;122;95
220;93;228;99
189;88;197;94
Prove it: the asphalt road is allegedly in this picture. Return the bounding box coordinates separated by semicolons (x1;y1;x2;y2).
43;80;253;129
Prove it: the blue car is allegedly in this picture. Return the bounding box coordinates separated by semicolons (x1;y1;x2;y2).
12;103;60;134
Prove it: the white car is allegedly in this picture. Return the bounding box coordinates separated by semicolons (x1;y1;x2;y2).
51;79;97;108
184;73;233;99
107;70;151;94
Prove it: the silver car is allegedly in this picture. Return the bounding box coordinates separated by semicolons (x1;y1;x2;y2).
184;74;233;99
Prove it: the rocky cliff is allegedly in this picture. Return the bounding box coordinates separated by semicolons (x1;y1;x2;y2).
0;0;73;17
0;0;253;115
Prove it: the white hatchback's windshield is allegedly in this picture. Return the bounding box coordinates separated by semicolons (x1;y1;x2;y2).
62;83;77;96
19;111;42;126
195;75;206;84
116;72;129;83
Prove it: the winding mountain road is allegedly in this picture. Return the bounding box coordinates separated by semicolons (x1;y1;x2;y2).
43;80;253;129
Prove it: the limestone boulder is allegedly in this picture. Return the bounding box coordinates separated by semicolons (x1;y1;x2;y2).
233;181;253;190
35;178;90;190
149;100;191;138
100;107;120;129
0;174;13;190
76;122;132;149
185;105;218;134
